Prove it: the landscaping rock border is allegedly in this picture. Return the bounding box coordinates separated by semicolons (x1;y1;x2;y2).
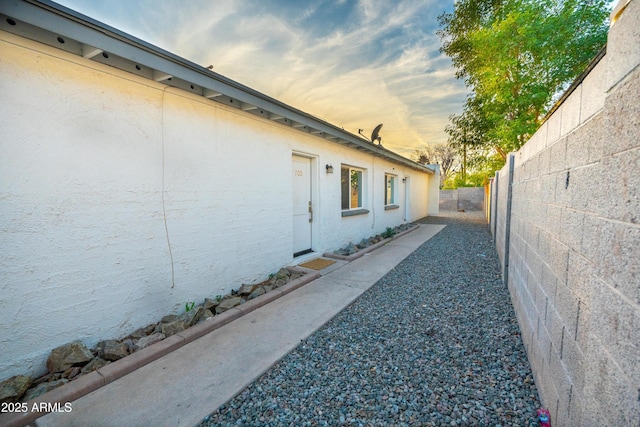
324;223;419;261
1;225;422;427
0;268;319;427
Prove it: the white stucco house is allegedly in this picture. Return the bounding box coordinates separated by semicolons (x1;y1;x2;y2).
0;0;439;379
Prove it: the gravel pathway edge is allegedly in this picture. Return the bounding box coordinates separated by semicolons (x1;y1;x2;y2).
200;211;541;427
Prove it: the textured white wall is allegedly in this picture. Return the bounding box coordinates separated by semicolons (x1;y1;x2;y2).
288;130;431;251
0;31;433;379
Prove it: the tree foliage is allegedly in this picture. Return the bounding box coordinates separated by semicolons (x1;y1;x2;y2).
439;0;610;165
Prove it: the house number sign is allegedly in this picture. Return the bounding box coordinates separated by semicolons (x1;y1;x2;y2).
294;170;303;176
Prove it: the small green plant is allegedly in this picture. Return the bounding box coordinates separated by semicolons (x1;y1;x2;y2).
381;227;396;239
185;301;195;312
215;295;223;302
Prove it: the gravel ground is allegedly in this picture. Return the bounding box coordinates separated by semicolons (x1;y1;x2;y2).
199;211;540;427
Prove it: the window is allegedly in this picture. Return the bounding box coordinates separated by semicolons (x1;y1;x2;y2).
385;174;397;205
341;165;363;210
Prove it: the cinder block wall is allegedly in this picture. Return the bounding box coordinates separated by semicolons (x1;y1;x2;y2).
491;1;640;425
457;187;485;211
439;187;484;211
493;162;512;279
439;189;458;210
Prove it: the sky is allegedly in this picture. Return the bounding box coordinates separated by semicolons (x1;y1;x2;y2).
54;0;468;158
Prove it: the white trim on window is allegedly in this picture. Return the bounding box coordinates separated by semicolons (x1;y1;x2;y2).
341;165;367;215
385;173;398;206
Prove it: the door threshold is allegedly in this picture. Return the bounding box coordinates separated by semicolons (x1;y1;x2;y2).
293;249;314;258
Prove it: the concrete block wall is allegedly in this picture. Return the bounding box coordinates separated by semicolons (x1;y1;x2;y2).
439;187;485;211
490;1;640;425
493;162;512;280
439;189;459;211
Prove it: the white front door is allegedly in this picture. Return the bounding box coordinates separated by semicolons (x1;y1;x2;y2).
292;155;312;257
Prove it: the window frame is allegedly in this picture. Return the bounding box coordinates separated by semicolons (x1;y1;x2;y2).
384;173;398;208
341;164;368;216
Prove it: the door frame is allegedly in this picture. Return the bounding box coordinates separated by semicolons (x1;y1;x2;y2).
403;176;410;221
292;151;319;257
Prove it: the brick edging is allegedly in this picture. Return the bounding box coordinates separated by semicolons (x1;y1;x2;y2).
0;270;320;427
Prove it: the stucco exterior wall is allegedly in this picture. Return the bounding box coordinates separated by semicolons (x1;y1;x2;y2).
0;31;434;379
490;1;640;425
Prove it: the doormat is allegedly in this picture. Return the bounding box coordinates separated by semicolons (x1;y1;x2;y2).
298;258;336;270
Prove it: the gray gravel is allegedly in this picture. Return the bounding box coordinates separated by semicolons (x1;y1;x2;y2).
199;211;540;426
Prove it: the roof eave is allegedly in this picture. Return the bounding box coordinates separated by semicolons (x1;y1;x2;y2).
0;0;433;174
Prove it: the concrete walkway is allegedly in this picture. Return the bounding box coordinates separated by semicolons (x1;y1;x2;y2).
33;224;446;427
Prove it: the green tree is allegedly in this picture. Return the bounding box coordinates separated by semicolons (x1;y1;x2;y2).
439;0;610;165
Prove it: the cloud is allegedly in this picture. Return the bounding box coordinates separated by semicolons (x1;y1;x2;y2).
56;0;467;157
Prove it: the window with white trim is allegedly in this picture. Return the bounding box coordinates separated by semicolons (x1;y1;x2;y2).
341;165;364;210
385;174;397;206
